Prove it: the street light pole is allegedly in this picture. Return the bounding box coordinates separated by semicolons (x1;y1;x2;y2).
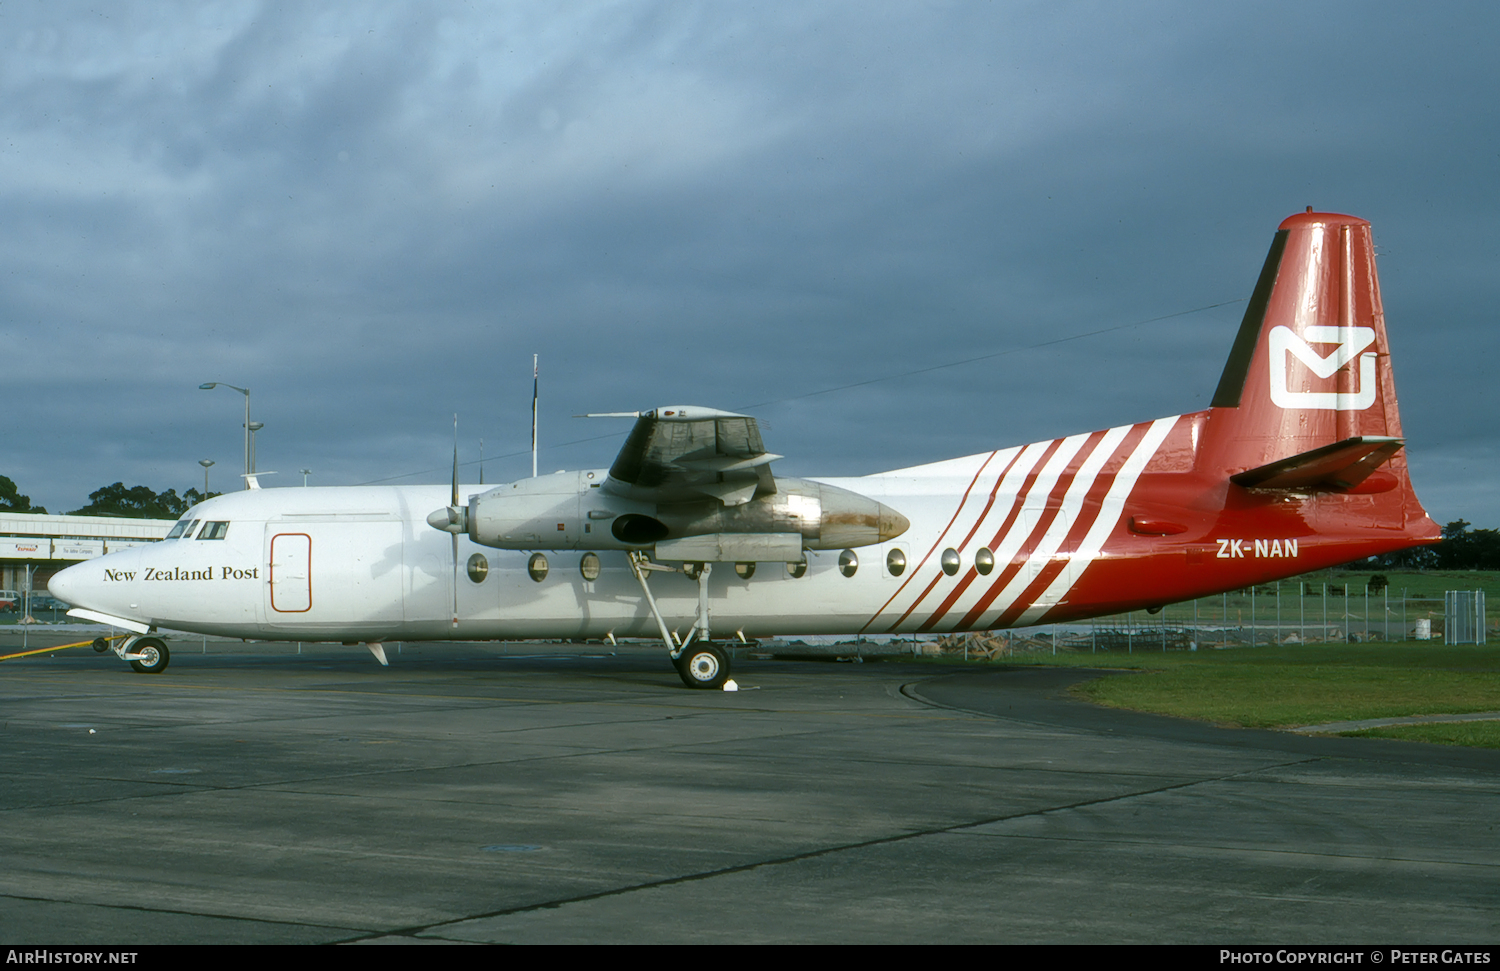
199;459;214;497
199;383;251;489
247;421;263;475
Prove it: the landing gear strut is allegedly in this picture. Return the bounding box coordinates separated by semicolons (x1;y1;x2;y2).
628;551;733;689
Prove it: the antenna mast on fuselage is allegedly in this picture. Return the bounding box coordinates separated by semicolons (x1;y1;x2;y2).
537;355;543;480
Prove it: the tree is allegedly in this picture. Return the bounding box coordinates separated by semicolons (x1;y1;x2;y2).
1361;520;1500;571
1436;520;1500;571
0;475;47;514
68;483;200;519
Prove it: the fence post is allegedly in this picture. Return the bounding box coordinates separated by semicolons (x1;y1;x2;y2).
1251;585;1257;648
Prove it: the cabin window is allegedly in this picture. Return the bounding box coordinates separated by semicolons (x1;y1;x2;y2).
786;559;807;579
839;550;858;578
579;552;601;581
975;547;995;575
941;548;960;576
467;553;489;583
886;548;906;577
197;522;230;541
734;562;755;580
528;553;549;583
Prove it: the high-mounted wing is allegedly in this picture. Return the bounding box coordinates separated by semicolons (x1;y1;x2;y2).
600;406;782;506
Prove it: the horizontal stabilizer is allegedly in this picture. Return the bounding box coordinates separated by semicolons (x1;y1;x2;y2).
1230;436;1403;490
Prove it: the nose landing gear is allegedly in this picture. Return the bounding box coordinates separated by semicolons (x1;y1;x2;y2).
129;637;170;674
105;635;171;673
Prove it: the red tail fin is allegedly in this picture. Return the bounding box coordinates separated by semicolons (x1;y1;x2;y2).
1203;212;1404;470
1199;210;1436;539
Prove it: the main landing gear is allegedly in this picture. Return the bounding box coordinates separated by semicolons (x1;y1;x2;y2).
95;635;171;674
674;642;730;690
628;551;733;690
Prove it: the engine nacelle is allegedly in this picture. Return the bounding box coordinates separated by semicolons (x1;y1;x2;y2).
460;469;908;556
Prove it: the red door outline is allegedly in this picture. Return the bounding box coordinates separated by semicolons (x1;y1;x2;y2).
270;533;312;613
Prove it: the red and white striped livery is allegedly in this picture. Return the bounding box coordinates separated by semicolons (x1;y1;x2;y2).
862;209;1436;632
51;211;1440;686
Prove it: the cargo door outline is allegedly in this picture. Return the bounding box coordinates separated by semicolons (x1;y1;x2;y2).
270;532;312;612
1023;507;1072;605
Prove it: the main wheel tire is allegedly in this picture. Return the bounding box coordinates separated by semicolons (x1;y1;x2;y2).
676;643;730;690
129;637;170;674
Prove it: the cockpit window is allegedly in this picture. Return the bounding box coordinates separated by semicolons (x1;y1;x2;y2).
166;519;199;540
197;521;230;541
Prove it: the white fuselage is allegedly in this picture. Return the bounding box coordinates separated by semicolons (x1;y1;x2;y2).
48;460;987;643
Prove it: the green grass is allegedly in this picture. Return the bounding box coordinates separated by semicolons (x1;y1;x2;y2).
988;641;1500;732
1341;721;1500;749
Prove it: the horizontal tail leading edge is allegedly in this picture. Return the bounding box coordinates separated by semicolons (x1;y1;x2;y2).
867;210;1440;634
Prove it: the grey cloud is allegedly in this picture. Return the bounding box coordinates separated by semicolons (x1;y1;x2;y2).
0;1;1495;526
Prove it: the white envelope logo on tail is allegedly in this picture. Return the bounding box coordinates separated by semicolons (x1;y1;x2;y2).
1268;325;1378;411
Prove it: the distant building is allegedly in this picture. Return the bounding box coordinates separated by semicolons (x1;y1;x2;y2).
0;512;174;594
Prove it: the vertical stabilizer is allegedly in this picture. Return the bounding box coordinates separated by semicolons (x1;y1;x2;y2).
1201;211;1406;474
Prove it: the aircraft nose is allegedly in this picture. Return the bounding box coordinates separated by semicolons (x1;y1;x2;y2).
47;562;82;605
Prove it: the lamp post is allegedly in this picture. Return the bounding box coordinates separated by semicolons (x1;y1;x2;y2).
199;459;214;496
248;421;264;475
199;383;250;489
300;468;311;487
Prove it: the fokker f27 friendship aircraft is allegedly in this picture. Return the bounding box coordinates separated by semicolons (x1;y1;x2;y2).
51;211;1440;688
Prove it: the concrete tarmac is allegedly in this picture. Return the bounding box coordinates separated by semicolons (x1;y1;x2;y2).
1;639;1496;944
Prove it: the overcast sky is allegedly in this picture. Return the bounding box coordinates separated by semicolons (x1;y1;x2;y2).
3;1;1496;526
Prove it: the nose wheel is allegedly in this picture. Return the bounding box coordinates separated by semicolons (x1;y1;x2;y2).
674;643;730;690
126;637;170;674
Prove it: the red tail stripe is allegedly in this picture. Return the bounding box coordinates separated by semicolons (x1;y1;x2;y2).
955;423;1148;630
864;448;1004;633
922;430;1107;632
899;438;1065;632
